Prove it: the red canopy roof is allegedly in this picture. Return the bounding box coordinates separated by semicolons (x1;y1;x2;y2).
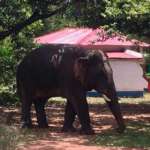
35;28;150;51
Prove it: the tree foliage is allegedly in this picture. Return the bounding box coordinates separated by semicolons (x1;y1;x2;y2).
0;0;70;39
105;0;150;37
0;0;149;104
0;0;149;39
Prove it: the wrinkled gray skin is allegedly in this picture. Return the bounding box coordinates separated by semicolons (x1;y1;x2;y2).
16;44;125;135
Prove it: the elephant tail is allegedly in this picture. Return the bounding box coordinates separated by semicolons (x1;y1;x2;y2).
16;67;23;99
16;76;22;99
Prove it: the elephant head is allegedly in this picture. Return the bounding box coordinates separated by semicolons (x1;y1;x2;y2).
74;50;126;133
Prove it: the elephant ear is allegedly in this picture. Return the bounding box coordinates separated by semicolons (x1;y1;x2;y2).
74;57;88;84
98;50;112;71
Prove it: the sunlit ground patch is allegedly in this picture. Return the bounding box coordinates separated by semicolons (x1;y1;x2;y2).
90;119;150;148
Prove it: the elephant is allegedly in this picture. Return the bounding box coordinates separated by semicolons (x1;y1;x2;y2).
16;44;125;135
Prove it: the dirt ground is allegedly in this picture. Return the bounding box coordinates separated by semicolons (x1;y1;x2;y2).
0;97;150;150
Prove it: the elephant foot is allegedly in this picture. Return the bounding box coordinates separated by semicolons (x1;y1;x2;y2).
79;128;95;135
61;126;77;133
116;125;126;133
38;123;49;128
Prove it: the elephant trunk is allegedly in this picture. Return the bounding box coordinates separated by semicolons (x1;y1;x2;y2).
98;85;126;133
103;87;118;102
99;82;118;102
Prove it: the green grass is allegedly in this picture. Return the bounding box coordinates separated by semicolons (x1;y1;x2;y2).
47;93;150;105
0;95;150;149
0;125;51;150
88;94;150;149
87;93;150;105
49;95;150;148
119;93;150;105
91;121;150;148
1;122;150;149
0;125;20;150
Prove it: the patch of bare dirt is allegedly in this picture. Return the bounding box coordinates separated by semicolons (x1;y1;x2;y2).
0;102;150;150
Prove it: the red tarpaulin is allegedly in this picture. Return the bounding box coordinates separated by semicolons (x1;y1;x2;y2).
35;28;150;51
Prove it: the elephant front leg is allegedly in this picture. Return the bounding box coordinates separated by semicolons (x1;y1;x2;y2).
34;98;48;128
106;100;126;133
71;96;94;135
62;100;77;132
77;100;94;135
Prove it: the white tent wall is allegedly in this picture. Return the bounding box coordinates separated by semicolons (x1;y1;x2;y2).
109;60;148;92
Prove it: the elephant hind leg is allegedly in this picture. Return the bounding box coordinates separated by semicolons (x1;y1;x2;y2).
34;98;48;128
62;100;77;132
20;92;33;128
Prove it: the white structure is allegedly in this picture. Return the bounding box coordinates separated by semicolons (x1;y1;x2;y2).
108;50;147;97
110;60;147;92
88;50;147;97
